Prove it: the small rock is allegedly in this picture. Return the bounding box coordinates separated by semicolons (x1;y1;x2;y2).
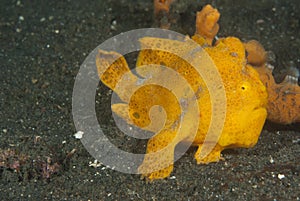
256;19;264;24
74;131;84;139
269;156;274;163
278;174;285;180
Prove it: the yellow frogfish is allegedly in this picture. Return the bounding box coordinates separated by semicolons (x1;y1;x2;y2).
95;4;299;180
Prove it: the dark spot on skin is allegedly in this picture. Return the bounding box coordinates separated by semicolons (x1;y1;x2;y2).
160;61;166;66
133;112;140;119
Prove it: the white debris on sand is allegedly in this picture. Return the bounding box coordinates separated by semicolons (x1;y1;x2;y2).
278;174;285;180
89;160;102;168
74;131;84;139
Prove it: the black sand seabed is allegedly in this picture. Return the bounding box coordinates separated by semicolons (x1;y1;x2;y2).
0;0;299;200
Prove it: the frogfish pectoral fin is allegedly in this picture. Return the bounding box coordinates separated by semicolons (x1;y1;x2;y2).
96;49;138;102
